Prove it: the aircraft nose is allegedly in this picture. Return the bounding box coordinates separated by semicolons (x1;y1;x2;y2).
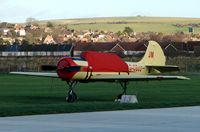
57;58;77;80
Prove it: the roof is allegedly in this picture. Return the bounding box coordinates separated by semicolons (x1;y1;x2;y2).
74;41;147;52
74;42;117;51
0;44;73;51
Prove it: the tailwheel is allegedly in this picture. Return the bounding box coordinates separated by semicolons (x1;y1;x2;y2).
117;81;128;100
66;81;78;103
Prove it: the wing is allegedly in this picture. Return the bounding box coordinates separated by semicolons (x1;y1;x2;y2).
90;74;189;81
10;72;58;78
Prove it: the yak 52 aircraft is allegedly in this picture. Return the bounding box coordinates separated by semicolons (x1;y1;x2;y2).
11;41;189;102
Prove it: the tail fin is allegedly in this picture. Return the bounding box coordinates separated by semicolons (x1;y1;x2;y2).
139;41;166;66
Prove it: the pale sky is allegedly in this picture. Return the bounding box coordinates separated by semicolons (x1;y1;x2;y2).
0;0;199;23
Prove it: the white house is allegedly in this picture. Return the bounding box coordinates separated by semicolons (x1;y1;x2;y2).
19;28;26;36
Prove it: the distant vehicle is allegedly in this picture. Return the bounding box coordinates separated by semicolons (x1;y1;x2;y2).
11;41;189;102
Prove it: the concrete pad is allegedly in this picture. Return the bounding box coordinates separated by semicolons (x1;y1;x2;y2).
0;106;200;132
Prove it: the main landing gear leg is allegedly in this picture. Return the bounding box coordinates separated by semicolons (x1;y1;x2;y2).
117;81;128;100
66;81;78;103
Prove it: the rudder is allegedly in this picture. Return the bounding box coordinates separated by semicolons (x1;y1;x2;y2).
139;41;166;66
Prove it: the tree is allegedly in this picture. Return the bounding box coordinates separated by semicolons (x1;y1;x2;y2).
3;40;10;45
0;22;8;28
123;26;134;35
64;24;68;29
25;33;35;44
8;30;17;37
26;17;38;25
21;39;30;45
46;21;54;27
0;38;4;45
116;31;124;36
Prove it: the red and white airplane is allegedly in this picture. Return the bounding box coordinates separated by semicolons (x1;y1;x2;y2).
11;41;189;102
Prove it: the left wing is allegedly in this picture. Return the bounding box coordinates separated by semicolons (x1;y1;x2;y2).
10;72;189;81
10;72;58;78
90;74;189;81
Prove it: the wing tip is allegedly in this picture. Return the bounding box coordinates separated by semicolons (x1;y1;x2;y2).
178;76;190;80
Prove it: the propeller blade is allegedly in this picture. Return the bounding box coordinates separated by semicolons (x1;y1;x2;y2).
58;66;81;72
65;66;81;72
70;43;75;57
41;65;57;71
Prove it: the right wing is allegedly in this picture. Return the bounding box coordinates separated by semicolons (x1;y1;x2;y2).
10;72;189;82
10;72;58;78
90;74;190;81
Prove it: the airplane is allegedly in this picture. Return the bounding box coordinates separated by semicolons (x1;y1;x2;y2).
10;41;189;103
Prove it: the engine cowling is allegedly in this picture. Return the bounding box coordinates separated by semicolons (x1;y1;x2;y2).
57;57;91;81
57;57;78;80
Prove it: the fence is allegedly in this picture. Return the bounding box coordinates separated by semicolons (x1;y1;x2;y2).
0;56;199;73
0;51;69;57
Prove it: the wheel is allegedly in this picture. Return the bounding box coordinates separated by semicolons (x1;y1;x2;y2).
66;91;77;103
117;94;123;100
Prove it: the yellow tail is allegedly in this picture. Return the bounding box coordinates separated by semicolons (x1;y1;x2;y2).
139;41;166;66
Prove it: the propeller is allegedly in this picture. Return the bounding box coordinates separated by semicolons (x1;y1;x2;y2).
41;43;77;72
41;65;57;71
61;66;81;72
70;43;75;57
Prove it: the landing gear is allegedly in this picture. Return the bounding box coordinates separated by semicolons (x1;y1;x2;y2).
66;81;78;103
117;81;128;100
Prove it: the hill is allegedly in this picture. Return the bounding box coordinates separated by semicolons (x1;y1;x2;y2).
38;16;200;33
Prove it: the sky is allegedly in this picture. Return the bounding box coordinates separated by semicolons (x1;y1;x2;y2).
0;0;200;23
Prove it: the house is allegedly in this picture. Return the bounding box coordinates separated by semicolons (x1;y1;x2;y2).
15;24;26;36
44;27;53;33
74;41;147;57
30;25;39;30
14;24;23;30
19;28;26;36
110;43;125;52
25;24;39;30
43;35;56;44
190;34;200;41
119;41;147;56
2;37;15;44
0;29;10;35
55;35;71;44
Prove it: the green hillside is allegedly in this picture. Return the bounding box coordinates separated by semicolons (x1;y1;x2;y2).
39;17;200;33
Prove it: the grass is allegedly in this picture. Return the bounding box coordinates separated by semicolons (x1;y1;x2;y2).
68;23;192;33
0;74;200;117
39;16;200;33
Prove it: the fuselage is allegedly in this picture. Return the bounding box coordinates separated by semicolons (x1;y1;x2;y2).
56;57;150;81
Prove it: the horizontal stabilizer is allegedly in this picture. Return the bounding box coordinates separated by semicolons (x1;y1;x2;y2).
146;65;180;72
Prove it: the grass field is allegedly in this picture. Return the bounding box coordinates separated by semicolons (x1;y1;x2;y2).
40;16;200;33
0;74;199;117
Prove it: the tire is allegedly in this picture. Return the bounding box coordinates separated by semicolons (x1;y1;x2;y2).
117;94;123;100
67;92;77;103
